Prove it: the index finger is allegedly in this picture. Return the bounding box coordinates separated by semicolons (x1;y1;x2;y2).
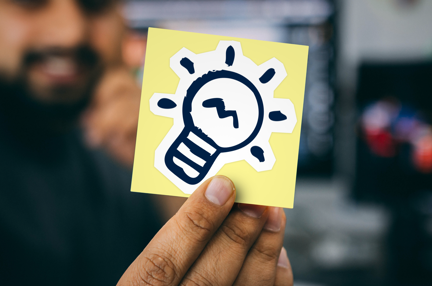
117;175;236;286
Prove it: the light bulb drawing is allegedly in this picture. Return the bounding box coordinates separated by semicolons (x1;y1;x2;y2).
150;41;297;194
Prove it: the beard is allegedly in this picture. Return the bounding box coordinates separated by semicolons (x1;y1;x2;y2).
0;45;104;135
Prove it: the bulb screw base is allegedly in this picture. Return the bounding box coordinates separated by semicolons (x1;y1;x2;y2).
165;129;220;185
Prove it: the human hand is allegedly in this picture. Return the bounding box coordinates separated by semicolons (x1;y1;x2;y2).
82;67;140;167
82;67;191;220
117;176;293;286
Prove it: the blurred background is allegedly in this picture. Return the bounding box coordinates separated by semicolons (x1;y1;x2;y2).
120;0;432;285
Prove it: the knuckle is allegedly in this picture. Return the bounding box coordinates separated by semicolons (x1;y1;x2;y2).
178;207;214;242
252;243;280;263
220;223;251;247
180;270;214;286
179;279;201;286
138;253;178;286
255;276;274;286
235;275;274;286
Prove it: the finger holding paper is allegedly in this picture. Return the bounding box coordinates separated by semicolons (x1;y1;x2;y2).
117;176;292;286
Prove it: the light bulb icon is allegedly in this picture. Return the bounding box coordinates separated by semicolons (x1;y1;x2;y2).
150;41;297;194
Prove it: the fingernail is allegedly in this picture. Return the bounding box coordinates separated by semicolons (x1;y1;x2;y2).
278;247;289;269
238;204;266;218
264;207;282;232
205;176;234;206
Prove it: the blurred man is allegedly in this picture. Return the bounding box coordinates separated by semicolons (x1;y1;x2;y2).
0;1;292;285
0;1;163;284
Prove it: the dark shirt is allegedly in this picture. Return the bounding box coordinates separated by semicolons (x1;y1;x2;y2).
0;116;162;285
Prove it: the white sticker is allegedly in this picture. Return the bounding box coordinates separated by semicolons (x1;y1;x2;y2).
150;41;297;194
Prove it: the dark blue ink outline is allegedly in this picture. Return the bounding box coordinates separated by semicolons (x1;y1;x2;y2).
183;70;264;152
259;68;275;84
225;46;235;66
164;129;221;185
158;98;177;109
180;57;195;74
251;146;265;162
164;70;264;184
202;98;239;129
269;110;287;121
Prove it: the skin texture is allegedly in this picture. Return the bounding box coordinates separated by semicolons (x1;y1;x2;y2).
0;1;293;284
0;0;124;105
82;66;141;166
118;176;293;286
0;0;185;224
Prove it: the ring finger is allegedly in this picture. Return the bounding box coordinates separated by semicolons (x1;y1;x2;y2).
234;207;286;286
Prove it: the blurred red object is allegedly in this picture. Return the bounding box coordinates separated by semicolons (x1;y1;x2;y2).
364;129;396;157
361;100;399;157
413;133;432;173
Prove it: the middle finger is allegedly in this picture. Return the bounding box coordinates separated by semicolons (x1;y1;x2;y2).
181;204;269;286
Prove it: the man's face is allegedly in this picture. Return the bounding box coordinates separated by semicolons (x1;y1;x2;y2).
0;0;124;110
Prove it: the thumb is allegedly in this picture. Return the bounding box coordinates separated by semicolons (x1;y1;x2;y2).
118;176;236;286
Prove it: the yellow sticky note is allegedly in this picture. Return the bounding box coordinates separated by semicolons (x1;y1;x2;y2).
131;28;308;208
